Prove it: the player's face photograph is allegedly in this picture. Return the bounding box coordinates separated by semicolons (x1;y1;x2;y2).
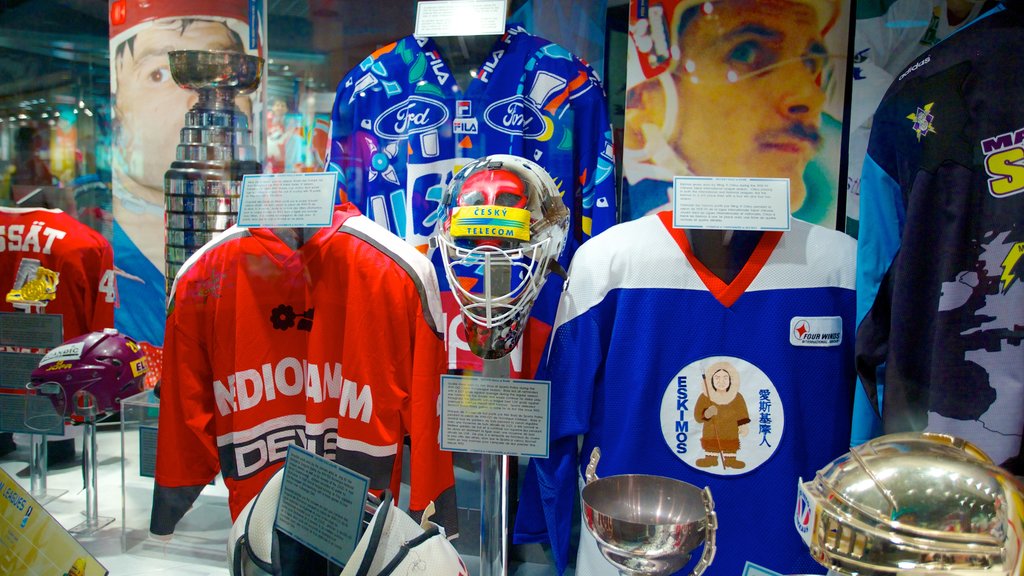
114;19;251;193
669;0;827;205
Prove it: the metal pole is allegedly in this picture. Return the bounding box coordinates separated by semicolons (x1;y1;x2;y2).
29;433;47;495
479;252;510;576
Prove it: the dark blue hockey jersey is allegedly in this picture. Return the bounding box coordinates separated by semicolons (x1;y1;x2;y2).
855;4;1024;469
514;211;857;575
326;25;616;377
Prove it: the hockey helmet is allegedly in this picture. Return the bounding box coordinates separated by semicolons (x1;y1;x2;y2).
435;155;569;359
796;432;1024;575
28;329;148;423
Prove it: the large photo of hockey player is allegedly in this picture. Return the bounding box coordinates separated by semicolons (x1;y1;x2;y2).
108;0;263;387
622;0;852;227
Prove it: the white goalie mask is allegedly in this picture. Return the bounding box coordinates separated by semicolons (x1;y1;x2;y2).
796;432;1024;575
434;155;569;359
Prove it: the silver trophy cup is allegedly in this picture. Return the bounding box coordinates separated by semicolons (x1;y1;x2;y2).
582;448;717;576
164;50;263;291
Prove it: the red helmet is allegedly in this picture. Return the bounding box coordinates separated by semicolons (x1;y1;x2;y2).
29;329;148;422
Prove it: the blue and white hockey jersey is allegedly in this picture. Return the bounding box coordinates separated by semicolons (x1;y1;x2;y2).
514;212;857;575
326;25;616;376
856;4;1024;469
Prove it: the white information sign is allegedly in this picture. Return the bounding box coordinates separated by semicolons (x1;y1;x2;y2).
238;172;337;228
673;176;791;231
440;375;550;458
415;0;507;37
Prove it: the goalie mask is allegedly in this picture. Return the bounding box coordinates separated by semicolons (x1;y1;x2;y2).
796;432;1024;575
435;155;569;359
27;329;148;424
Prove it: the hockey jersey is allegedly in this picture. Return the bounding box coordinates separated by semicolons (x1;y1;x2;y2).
847;0;987;446
326;24;617;376
152;204;456;536
856;4;1024;469
514;212;857;575
0;207;115;340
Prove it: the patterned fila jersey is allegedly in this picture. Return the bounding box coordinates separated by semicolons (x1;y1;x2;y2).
151;204;456;536
0;207;115;340
326;24;616;377
856;5;1024;469
513;212;857;575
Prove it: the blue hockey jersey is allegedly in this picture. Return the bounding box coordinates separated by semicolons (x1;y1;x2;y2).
326;25;617;376
514;211;857;575
855;4;1024;468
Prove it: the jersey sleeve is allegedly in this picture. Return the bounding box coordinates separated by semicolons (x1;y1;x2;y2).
404;285;458;535
151;272;220;536
571;59;617;241
852;150;905;444
326;51;387;207
513;287;603;574
88;238;116;332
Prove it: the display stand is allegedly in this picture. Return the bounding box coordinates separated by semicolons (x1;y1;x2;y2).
480;359;511;576
69;419;114;535
28;433;66;505
479;251;511;576
119;389;231;567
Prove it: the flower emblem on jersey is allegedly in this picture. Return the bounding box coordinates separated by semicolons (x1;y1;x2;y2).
270;305;315;332
362;136;401;186
907;102;936;141
659;356;784;476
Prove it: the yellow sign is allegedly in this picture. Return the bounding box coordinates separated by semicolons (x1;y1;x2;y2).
0;469;107;575
450;205;531;241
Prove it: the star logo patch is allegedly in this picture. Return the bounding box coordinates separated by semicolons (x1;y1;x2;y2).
907;102;936;141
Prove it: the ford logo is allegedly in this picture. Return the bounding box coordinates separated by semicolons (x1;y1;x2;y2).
372;96;449;139
484;96;546;138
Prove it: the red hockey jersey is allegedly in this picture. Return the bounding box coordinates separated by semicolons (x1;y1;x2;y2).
152;204;456;535
0;207;115;340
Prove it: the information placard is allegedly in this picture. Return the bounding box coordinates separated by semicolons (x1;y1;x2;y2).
0;391;63;435
415;0;506;37
0;468;107;575
440;374;550;457
0;312;63;349
275;446;369;567
237;172;337;229
673;176;791;231
0;351;44;389
139;425;158;478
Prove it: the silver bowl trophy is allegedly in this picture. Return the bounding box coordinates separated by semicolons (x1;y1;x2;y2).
796;432;1024;575
582;448;717;576
164;50;263;290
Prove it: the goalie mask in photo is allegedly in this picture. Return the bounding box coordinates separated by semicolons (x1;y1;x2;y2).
435;155;569;359
27;328;148;425
796;432;1024;575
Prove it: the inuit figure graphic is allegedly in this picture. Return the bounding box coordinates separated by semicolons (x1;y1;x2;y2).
694;361;750;470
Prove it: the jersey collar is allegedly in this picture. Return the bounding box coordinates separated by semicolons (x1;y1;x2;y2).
657;210;781;308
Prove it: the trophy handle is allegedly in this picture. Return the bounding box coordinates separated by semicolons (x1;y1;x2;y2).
585;447;602;484
689;487;717;576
